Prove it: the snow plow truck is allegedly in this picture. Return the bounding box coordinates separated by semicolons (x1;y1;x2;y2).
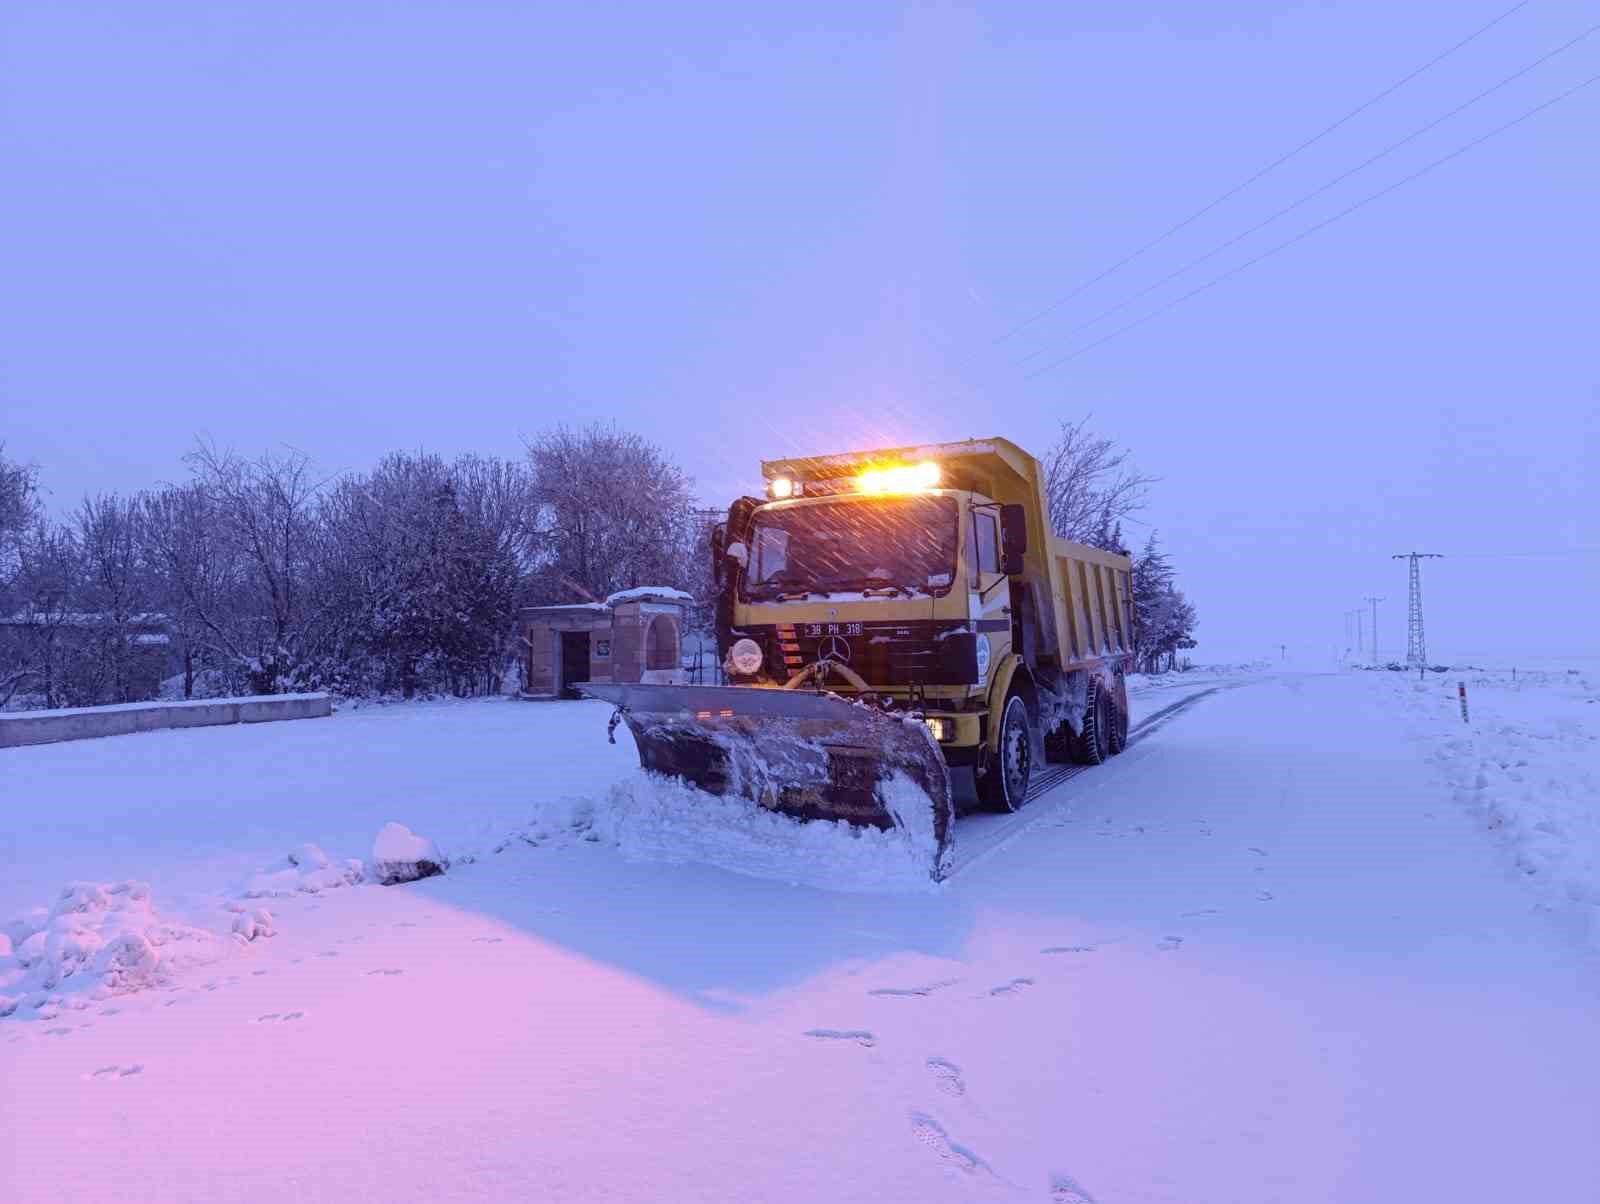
580;438;1134;879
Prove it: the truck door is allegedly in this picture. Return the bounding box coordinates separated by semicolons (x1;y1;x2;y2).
969;507;1011;681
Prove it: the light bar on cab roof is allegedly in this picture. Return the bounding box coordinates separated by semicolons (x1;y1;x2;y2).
855;460;941;494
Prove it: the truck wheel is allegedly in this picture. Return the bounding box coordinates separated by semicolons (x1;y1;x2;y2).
977;694;1033;813
1107;673;1129;755
1071;680;1111;766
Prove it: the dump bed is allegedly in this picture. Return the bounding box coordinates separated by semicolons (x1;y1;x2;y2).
760;437;1133;672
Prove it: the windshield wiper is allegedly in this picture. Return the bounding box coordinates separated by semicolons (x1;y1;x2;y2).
837;574;914;597
753;573;830;601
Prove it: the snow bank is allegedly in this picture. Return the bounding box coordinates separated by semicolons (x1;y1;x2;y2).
370;823;447;885
594;771;941;894
244;842;365;897
1410;667;1600;948
0;881;231;1018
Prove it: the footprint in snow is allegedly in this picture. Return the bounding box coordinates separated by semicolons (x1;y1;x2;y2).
1156;936;1184;951
926;1057;966;1097
1247;847;1268;857
1256;890;1275;902
250;970;269;977
316;952;340;959
1181;908;1219;918
868;980;958;998
254;1011;305;1024
394;921;418;929
1041;944;1098;955
803;1029;875;1047
908;1113;994;1177
366;968;404;977
987;978;1034;996
45;1027;72;1037
1050;1172;1097;1203
472;936;504;945
86;1064;144;1080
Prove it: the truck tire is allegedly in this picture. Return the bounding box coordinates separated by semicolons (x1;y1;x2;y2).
1107;673;1129;755
1071;679;1111;766
977;693;1033;813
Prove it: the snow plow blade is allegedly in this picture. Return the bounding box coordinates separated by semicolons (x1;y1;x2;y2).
577;682;953;880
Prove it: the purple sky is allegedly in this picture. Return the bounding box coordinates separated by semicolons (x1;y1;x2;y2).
3;1;1595;658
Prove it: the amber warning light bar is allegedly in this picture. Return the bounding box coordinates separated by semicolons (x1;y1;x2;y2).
766;460;942;499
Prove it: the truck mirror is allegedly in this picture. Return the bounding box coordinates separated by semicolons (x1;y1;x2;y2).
1000;504;1027;574
709;524;726;585
724;540;749;570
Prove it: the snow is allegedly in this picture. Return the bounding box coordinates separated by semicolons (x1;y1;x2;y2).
370;822;446;885
3;669;1598;1201
604;585;694;605
598;771;940;894
1401;661;1600;948
0;881;227;1019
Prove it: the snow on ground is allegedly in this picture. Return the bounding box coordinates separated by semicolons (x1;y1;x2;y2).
1392;660;1600;949
3;670;1599;1202
0;697;643;922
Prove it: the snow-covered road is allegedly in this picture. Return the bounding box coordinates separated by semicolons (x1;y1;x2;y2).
4;671;1597;1202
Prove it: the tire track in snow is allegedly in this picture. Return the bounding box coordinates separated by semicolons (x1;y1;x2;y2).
946;684;1240;879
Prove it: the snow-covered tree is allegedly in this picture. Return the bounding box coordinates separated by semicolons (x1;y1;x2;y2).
75;493;160;703
525;424;698;603
141;484;241;698
186;442;324;693
1130;532;1198;672
1040;417;1155;550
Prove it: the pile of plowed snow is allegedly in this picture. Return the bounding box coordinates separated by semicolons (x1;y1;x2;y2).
0;881;256;1019
1405;664;1600;948
595;770;943;893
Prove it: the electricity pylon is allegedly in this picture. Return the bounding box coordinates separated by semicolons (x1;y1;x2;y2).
1391;554;1442;667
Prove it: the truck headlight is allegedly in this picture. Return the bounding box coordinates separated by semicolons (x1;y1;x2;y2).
729;638;764;676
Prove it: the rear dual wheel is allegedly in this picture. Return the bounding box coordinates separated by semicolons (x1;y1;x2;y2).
1107;672;1130;754
1071;675;1129;765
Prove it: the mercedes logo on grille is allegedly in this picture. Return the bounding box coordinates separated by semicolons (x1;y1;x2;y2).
818;634;852;663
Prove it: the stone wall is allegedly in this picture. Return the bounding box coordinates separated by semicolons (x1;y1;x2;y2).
0;693;333;749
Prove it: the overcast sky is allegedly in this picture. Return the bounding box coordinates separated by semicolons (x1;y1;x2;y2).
3;1;1595;660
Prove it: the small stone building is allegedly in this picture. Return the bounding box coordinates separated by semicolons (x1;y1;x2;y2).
518;588;694;699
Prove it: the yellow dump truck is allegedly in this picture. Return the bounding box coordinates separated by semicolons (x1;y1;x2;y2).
581;438;1134;878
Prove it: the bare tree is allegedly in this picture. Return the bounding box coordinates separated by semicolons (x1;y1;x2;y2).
1040;417;1155;549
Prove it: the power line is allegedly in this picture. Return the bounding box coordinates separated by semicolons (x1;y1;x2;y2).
1437;546;1600;559
1012;18;1600;367
981;0;1533;351
1023;69;1600;375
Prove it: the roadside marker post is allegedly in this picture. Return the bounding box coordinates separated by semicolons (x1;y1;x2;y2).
1458;681;1469;724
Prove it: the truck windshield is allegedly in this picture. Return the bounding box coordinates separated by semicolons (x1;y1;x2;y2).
744;495;959;599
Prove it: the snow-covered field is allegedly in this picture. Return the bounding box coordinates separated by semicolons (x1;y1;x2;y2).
3;669;1598;1202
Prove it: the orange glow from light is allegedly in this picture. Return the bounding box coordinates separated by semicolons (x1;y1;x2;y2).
855;461;941;494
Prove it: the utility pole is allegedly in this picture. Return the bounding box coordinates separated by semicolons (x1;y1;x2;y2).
1355;606;1365;656
1391;553;1443;668
1364;595;1384;664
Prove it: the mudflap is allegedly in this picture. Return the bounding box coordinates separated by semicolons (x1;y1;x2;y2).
577;682;953;881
